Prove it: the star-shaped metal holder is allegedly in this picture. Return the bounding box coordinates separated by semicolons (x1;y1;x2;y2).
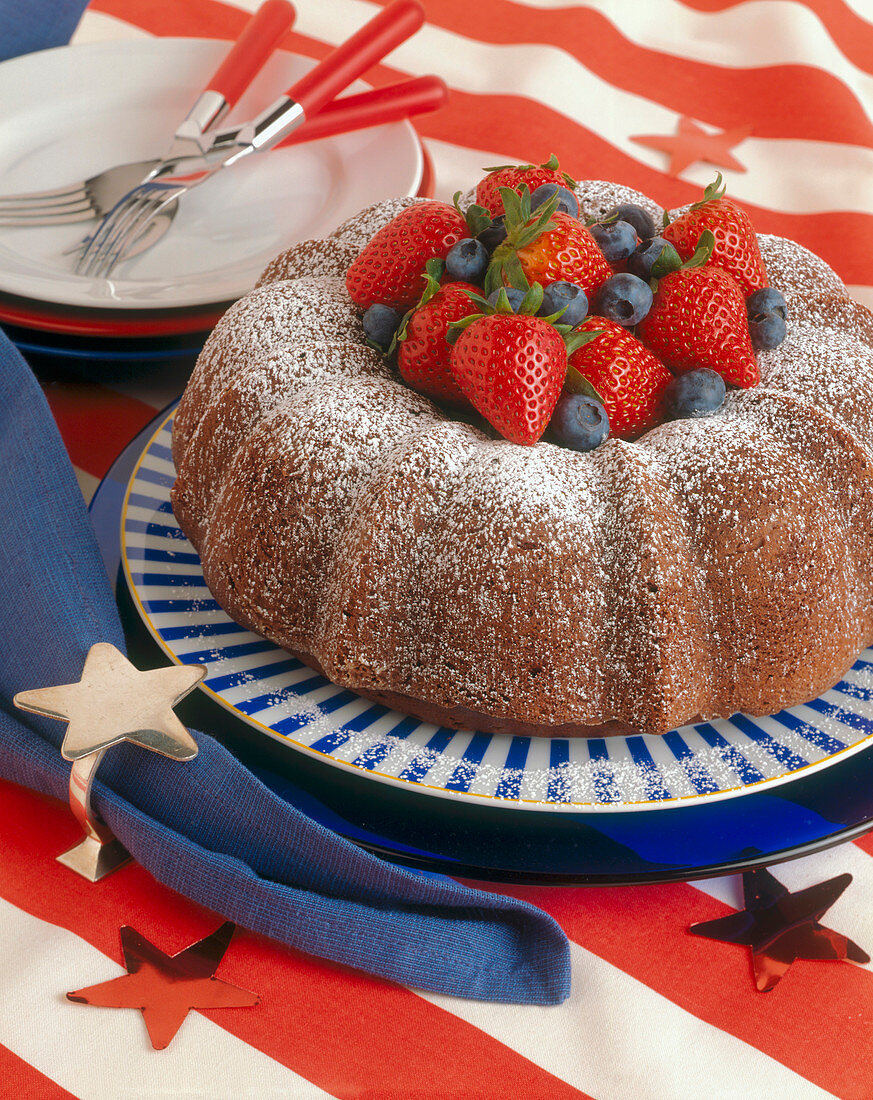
67;921;258;1049
13;642;206;882
689;865;870;991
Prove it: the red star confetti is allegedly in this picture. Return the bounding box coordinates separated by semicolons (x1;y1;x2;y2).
689;867;869;992
67;921;259;1048
632;116;752;177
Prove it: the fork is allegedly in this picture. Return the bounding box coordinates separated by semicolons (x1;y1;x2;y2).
0;0;296;229
76;0;426;279
0;74;447;263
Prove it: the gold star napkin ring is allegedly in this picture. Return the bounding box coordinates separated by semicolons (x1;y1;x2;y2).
13;642;207;882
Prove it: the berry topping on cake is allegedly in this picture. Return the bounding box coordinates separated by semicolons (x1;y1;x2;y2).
637;231;760;388
661;174;768;297
477;215;507;253
449;285;569;445
362;303;402;350
395;260;478;403
589;219;639;265
746;286;788;350
596;272;653;327
530;182;580;219
549;392;610;451
445;237;490;283
348;165;776;454
567;316;673;439
662;368;726;419
485;186;612;299
748;311;787;351
346;200;470;311
747;286;787;320
475;153;576;217
627;237;674;281
540;280;589;325
487;286;525;311
604;202;657;242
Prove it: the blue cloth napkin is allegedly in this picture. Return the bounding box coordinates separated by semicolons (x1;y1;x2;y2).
0;0;89;61
0;333;571;1004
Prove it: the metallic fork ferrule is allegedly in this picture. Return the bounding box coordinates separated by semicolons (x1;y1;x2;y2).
218;96;305;170
180;89;230;137
250;95;306;150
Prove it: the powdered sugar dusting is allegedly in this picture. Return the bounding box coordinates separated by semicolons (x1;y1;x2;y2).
330;196;426;253
256;237;361;288
572;180;663;224
758;234;846;295
174;276;363;462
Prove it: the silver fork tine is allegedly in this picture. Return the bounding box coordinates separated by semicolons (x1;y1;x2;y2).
74;201;140;277
96;191;180;275
0;207;95;227
0;158;161;227
0;198;91;216
0;210;95;227
0;181;90;210
77;185;179;277
76;194;156;277
0;196;95;224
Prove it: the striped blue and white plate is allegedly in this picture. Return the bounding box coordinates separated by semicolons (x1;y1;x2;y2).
122;409;873;813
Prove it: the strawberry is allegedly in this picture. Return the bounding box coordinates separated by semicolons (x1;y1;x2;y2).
475;153;575;217
396;263;479;404
346;201;469;312
514;212;613;295
568;317;672;439
485;187;612;299
637;233;759;388
450;311;567;445
661;175;768;297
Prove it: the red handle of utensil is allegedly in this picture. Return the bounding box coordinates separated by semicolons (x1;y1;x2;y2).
287;0;425;120
278;74;448;147
207;0;296;108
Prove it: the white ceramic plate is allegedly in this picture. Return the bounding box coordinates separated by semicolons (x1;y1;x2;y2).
121;408;873;813
0;39;422;311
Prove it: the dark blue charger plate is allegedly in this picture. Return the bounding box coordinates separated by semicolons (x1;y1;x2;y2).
90;406;873;884
3;321;207;364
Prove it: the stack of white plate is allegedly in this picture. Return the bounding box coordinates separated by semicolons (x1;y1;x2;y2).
0;38;427;368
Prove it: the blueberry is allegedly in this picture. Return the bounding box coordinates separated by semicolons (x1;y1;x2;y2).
663;369;726;419
749;311;787;351
550;393;610;451
487;287;526;312
477;215;507;253
627;237;670;280
363;303;401;349
590;219;638;264
596;273;653;327
445;238;489;283
604;203;657;242
747;286;787;321
540;281;588;325
529;183;579;219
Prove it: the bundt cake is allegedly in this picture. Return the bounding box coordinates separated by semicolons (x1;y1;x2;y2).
170;177;873;737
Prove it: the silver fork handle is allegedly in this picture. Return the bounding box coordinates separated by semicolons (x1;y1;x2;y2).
149;94;307;181
210;95;306;169
174;90;231;146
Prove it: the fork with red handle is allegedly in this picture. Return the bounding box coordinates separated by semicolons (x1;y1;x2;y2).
74;0;433;277
0;0;444;265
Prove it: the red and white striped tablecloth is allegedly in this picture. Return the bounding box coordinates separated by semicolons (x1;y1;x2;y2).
4;1;873;1096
